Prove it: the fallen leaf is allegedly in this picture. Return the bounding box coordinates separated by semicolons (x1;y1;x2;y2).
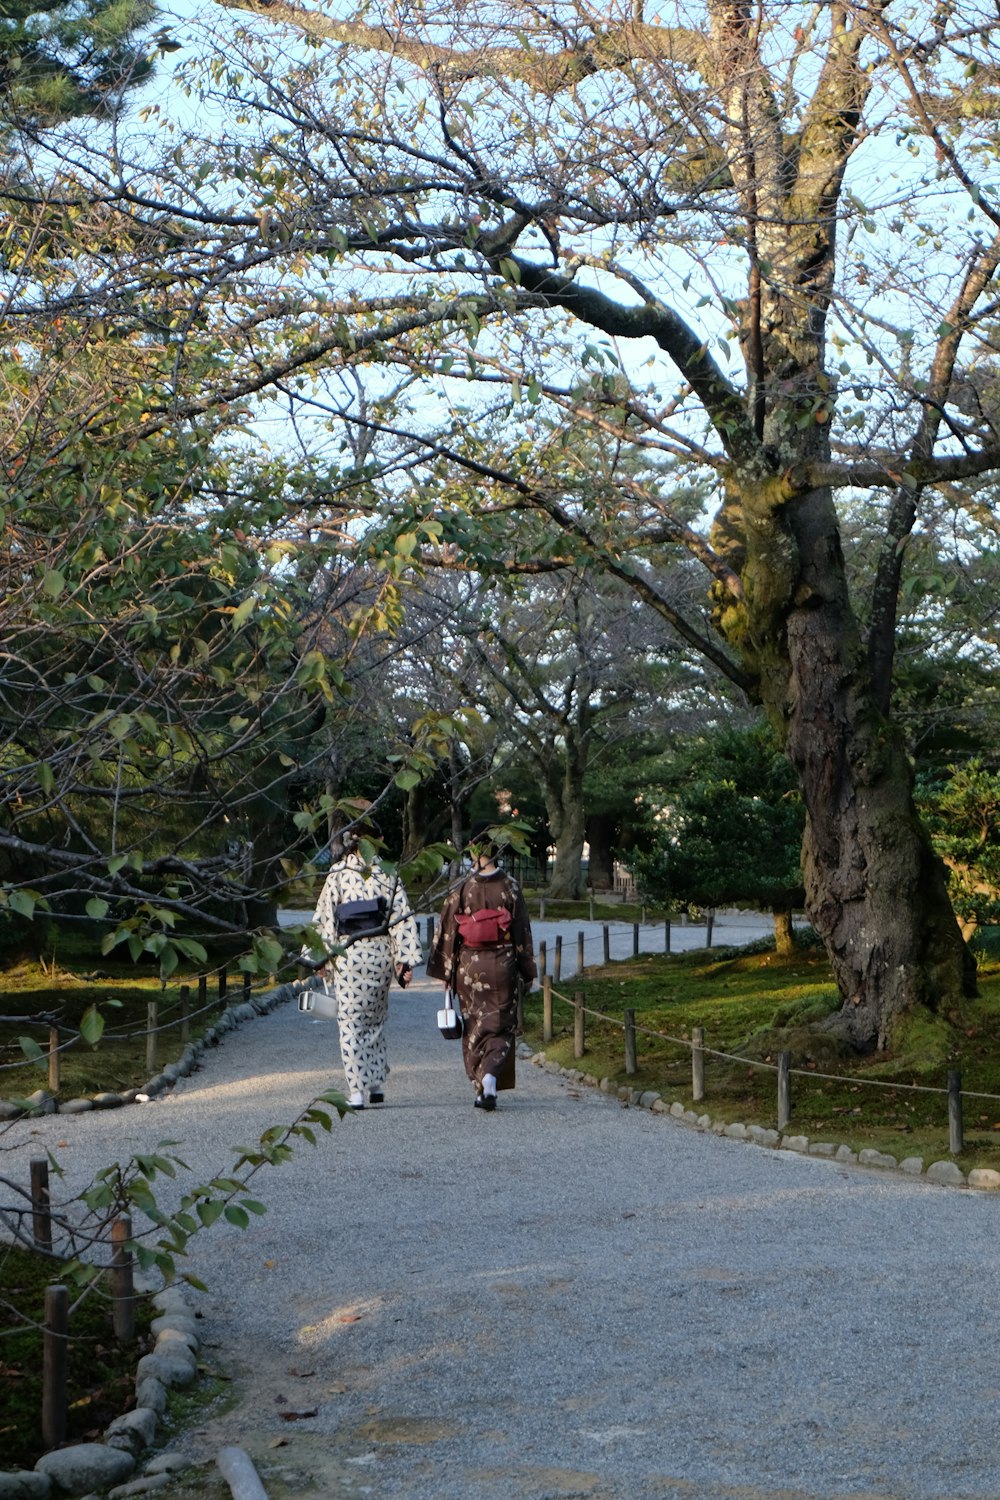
278;1409;318;1422
339;1313;361;1323
264;1260;277;1269
269;1437;288;1449
326;1382;348;1395
289;1367;315;1379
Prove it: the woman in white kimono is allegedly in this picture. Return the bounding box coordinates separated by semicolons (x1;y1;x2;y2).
310;810;422;1110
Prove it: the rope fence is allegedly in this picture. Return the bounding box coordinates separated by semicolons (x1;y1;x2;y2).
0;961;286;1080
535;972;998;1156
2;1157;139;1450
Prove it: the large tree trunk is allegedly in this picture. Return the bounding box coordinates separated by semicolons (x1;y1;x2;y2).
585;813;617;891
743;478;975;1050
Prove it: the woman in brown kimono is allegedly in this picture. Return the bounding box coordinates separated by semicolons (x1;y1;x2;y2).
426;824;536;1111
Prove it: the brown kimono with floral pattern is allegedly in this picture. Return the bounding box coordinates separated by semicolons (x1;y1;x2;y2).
426;870;536;1092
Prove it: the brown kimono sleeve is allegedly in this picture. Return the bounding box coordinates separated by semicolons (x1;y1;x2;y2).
426;888;460;983
509;884;537;985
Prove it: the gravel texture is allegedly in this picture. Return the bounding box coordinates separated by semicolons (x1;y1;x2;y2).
5;934;1000;1500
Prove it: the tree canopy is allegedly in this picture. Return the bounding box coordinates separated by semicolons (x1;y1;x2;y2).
6;2;1000;1043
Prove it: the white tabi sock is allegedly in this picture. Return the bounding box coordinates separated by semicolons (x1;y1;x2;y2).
482;1073;497;1098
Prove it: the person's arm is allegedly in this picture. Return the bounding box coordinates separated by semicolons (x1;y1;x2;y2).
388;878;423;982
509;882;537;984
426;890;458;985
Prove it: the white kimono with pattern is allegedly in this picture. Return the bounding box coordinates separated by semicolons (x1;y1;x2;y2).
311;854;423;1094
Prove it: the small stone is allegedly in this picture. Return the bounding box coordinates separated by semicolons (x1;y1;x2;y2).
35;1443;135;1493
134;1379;168;1415
92;1092;125;1109
582;1074;599;1088
926;1159;965;1186
104;1409;158;1455
650;1099;667;1113
697;1114;712;1129
858;1148;897;1169
152;1288;194;1316
781;1134;809;1152
0;1100;25;1120
723;1122;747;1140
808;1142;837;1157
107;1475;177;1498
669;1102;685;1118
598;1077;612;1092
57;1099;95;1114
834;1145;858;1163
135;1349;197;1389
681;1109;699;1124
711;1119;727;1136
617;1087;630;1102
638;1091;661;1109
25;1089;57;1115
150;1314;200;1343
0;1472;53;1498
142;1456;191;1476
899;1156;924;1175
155;1327;199;1358
968;1168;1000;1190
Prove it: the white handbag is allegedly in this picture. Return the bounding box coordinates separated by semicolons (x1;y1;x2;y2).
437;989;463;1040
298;977;337;1020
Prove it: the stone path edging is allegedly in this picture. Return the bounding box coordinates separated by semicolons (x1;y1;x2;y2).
0;983;299;1120
1;982;302;1498
525;1045;1000;1192
0;1286;203;1500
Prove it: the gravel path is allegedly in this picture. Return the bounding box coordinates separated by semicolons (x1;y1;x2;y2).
7;928;1000;1500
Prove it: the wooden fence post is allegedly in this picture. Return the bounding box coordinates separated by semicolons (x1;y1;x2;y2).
664;918;671;954
539;897;546;920
243;972;252;1003
706;910;715;948
42;1284;68;1450
777;1051;792;1130
554;935;562;984
577;931;585;975
538;940;546;980
632;923;640;958
146;1001;157;1075
588;893;595;920
180;984;190;1045
692;1026;705;1103
603;924;610;964
573;992;585;1058
31;1158;52;1251
543;976;553;1043
624;1009;637;1075
198;973;208;1011
949;1070;964;1155
218;967;228;1001
111;1215;135;1344
47;1026;60;1095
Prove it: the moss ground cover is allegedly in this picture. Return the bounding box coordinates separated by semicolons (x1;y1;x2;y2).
0;941;275;1102
521;941;1000;1171
0;1244;155;1470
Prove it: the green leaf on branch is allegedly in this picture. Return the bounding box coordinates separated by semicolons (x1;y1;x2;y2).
18;1035;45;1065
80;1006;105;1047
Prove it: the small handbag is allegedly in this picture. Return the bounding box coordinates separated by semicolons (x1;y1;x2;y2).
437;989;463;1040
298;976;337;1020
